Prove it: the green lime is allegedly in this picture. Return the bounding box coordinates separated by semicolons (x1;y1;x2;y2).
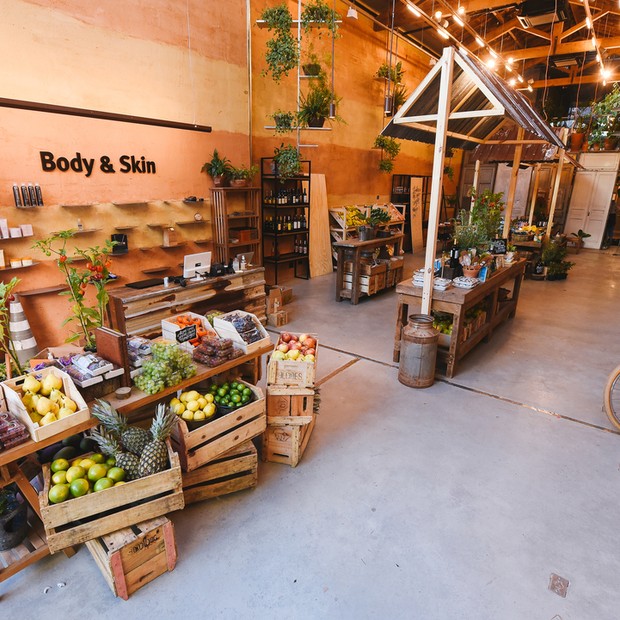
107;467;126;483
51;458;70;473
69;478;89;498
231;393;241;404
93;477;115;492
66;465;86;483
217;387;227;397
49;483;70;504
87;464;108;482
52;471;67;485
90;453;106;464
106;456;116;466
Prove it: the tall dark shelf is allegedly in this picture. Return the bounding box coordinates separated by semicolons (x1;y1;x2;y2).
261;157;311;285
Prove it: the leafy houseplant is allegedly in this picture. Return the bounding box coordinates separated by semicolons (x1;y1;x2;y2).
376;61;404;84
261;4;299;82
302;48;322;76
271;110;297;134
0;278;25;376
391;83;409;115
301;0;340;37
273;144;302;179
228;164;259;187
201;149;232;186
33;231;117;349
542;240;574;280
590;84;620;150
298;79;331;128
374;134;400;173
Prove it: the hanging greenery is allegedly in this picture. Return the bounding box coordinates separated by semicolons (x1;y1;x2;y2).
374;134;400;173
273;144;303;179
376;61;404;84
270;110;298;134
300;0;340;38
261;4;299;82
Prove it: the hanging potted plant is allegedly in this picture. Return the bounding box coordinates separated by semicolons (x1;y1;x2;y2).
270;110;297;134
228;164;259;187
0;485;28;551
300;0;340;38
260;4;299;82
298;79;332;128
590;84;620;151
201;149;232;186
273;144;302;179
375;61;404;84
569;108;590;152
374;134;400;173
302;44;323;76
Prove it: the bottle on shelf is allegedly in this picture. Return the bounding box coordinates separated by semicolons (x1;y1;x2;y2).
302;188;308;204
12;183;22;208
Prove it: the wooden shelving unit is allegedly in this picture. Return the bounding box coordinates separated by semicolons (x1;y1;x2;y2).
60;203;96;209
114;225;137;231
18;284;69;296
0;262;39;272
112;201;149;208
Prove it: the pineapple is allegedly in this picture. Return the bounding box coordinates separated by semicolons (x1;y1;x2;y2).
90;428;141;481
91;398;151;456
138;404;178;477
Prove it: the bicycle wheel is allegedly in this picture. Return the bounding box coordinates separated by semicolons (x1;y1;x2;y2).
604;364;620;431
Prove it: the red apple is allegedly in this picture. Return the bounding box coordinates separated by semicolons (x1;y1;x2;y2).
277;343;289;353
299;333;309;343
305;348;315;356
280;332;292;343
304;337;316;349
289;334;299;342
289;341;302;350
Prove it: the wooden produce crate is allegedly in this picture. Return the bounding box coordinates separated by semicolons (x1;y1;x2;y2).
343;261;387;277
85;516;176;600
343;272;386;295
2;366;90;442
171;381;265;472
182;441;257;505
263;386;316;467
39;440;183;554
213;311;270;355
266;333;318;389
161;311;217;352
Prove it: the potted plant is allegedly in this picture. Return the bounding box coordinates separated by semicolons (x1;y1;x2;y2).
374;135;400;173
368;206;391;236
389;83;409;116
376;61;404;84
228;164;259;187
302;45;322;76
273;144;302;179
542;239;574;280
569;108;591;151
32;232;117;349
300;0;340;38
270;110;297;134
590;84;620;151
298;79;332;128
568;228;591;253
260;4;299;82
0;485;28;551
588;127;604;151
201;149;232;186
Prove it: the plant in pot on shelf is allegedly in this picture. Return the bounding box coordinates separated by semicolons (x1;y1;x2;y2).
201;149;232;187
374;134;400;173
569;108;591;151
590;83;620;151
302;44;322;76
0;484;28;551
368;206;391;237
32;231;117;349
270;109;298;134
273;144;302;180
300;0;340;38
228;164;259;187
376;61;404;84
0;277;26;377
542;239;574;280
261;3;299;83
298;75;343;129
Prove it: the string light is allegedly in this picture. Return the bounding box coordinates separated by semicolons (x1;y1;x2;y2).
508;77;516;86
434;10;442;20
486;57;496;69
585;16;592;29
457;5;466;15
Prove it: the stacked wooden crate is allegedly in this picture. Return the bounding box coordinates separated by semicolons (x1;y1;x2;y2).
264;334;318;467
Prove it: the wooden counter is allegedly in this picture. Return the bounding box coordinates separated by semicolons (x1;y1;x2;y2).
393;259;526;378
107;267;267;337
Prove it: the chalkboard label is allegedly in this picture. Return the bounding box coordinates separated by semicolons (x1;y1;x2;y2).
175;325;197;343
490;238;508;254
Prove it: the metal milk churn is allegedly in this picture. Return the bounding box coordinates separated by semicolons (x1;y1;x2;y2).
398;314;439;388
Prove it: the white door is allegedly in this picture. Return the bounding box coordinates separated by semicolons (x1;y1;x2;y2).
564;170;595;236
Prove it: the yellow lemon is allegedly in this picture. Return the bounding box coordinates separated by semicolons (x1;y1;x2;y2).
51;458;70;473
186;400;200;412
79;458;96;470
66;466;86;483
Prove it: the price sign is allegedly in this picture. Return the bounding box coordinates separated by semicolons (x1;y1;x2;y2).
490;238;508;255
175;324;197;344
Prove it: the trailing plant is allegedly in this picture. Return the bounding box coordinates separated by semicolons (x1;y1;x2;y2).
261;4;299;82
228;164;259;181
378;159;394;173
374;134;400;173
391;83;408;114
590;83;620;141
301;0;340;37
376;61;404;84
273;144;302;179
0;278;25;376
33;232;117;348
201;149;232;179
302;47;322;76
271;110;297;134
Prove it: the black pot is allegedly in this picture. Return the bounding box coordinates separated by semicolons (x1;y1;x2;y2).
308;116;326;128
0;499;28;551
358;226;375;241
546;273;568;281
302;63;321;76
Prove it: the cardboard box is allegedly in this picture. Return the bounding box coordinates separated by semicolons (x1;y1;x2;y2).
267;287;283;314
162;227;178;247
268;310;289;327
20;224;34;237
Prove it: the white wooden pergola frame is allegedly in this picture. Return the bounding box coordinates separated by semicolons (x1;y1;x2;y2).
387;46;568;315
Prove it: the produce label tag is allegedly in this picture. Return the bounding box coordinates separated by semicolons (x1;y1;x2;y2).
175;325;197;344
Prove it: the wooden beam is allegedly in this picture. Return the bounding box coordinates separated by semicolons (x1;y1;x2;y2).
509;36;620;61
527;68;620;89
463;0;525;12
503;126;525;238
528;163;542;225
396;121;485;143
546;142;567;239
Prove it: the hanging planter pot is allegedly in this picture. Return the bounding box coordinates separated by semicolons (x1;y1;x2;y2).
308;116;326;128
302;63;322;76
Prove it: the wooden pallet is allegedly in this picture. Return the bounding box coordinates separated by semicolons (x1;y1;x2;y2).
85;516;176;600
39;440;184;554
0;511;49;583
182;441;257;505
171;381;265;472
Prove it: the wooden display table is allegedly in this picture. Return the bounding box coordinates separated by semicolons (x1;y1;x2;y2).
393;259;526;378
107;267;267;337
333;234;404;305
0;342;272;583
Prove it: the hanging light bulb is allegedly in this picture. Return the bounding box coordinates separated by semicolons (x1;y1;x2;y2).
508;77;516;87
346;5;358;19
601;67;611;80
457;5;466;15
437;27;450;40
486;57;496;69
527;85;533;92
507;57;514;65
475;36;485;47
596;52;601;62
406;3;421;17
591;35;597;49
489;48;498;59
517;75;524;83
453;14;464;27
434;10;442;20
585;16;592;29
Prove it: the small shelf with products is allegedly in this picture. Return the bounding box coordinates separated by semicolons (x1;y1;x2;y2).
210;186;262;265
0;262;39;272
261;157;311;284
175;220;208;226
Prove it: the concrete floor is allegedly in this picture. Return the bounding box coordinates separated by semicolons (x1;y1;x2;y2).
3;248;620;619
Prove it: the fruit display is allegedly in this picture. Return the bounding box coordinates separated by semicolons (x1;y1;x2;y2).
432;311;453;336
0;411;29;450
191;336;243;368
162;312;216;349
345;206;367;228
90;399;177;479
208;380;254;410
47;453;127;504
270;332;317;363
134;342;196;395
170;389;217;424
16;371;80;426
218;312;264;344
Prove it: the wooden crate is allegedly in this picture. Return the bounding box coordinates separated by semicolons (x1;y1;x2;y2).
263;386;316;467
2;366;90;442
182;441;257;505
39;440;184;554
212;311;270;355
85;516;176;600
170;381;265;472
266;333;318;388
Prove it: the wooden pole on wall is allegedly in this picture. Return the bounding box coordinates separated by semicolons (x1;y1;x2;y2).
421;47;454;315
502;126;525;238
309;173;333;278
471;159;481;195
546;148;566;239
528;163;542;225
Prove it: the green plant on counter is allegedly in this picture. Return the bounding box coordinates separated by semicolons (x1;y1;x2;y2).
33;231;117;349
0;277;25;376
201;149;232;180
367;207;391;228
468;188;504;243
261;4;299;82
273;144;302;179
228;164;259;181
301;0;340;37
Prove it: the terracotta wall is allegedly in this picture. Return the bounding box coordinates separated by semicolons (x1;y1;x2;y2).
0;0;251;348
